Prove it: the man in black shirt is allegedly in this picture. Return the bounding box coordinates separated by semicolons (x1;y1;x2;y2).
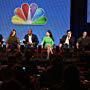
76;31;90;50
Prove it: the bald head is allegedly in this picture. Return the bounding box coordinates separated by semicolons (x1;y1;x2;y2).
28;29;32;35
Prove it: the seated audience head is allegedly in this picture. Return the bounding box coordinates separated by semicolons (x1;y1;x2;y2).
1;80;22;90
64;64;80;89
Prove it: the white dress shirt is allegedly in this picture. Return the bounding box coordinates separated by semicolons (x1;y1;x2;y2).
28;35;32;43
64;36;69;45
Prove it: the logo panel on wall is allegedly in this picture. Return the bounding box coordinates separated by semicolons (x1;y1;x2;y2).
12;3;47;25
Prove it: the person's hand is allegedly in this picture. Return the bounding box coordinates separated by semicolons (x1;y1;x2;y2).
27;42;32;45
0;42;1;45
76;43;79;49
41;45;43;49
48;44;52;48
6;43;9;49
59;44;62;49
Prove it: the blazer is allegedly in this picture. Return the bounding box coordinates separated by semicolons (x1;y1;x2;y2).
0;34;3;44
24;34;39;47
60;35;74;48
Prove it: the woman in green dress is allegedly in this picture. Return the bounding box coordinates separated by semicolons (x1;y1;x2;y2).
41;30;54;59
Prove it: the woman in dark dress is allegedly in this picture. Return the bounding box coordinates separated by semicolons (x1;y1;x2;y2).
6;29;20;51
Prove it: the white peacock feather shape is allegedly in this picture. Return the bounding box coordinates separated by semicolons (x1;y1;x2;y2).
12;3;47;25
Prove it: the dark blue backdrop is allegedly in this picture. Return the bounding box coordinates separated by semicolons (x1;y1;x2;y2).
0;0;70;45
87;0;90;22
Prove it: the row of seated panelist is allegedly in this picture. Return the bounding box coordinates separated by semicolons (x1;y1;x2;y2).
0;29;90;58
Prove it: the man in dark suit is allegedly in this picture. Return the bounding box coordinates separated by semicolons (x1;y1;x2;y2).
0;34;4;47
59;30;75;58
23;29;39;48
59;30;74;49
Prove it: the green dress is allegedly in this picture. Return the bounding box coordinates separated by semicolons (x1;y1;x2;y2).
41;36;54;49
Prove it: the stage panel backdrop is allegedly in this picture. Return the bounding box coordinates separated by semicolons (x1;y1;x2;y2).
87;0;90;22
0;0;70;45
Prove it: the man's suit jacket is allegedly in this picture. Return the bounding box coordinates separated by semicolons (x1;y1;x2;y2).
60;35;74;48
24;34;39;47
0;34;3;44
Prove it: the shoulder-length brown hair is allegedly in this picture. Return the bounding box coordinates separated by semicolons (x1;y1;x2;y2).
10;29;16;36
47;30;54;41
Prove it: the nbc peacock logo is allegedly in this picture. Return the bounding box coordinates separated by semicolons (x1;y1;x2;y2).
12;3;47;25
